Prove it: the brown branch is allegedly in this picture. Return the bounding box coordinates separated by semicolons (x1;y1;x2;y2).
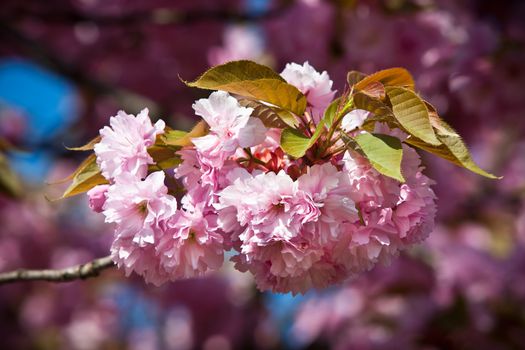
0;256;115;285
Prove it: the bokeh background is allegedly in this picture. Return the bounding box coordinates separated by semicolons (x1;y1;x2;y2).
1;0;524;349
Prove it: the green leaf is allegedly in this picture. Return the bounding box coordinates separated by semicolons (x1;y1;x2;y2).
238;99;298;128
280;118;328;159
186;60;307;116
280;128;311;158
353;132;405;182
386;87;441;146
62;154;108;198
162;129;187;143
160;121;208;147
405;117;499;179
148;146;182;170
323;97;343;128
355;67;415;91
66;135;101;151
0;152;22;197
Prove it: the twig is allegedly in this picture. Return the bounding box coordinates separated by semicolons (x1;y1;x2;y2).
0;256;115;285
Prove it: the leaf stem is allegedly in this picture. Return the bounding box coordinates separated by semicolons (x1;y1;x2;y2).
243;148;267;167
324;97;354;151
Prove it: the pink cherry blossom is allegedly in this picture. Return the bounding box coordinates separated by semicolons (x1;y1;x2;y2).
86;184;109;213
192;91;266;167
103;171;177;245
110;238;171;286
156;202;224;279
94;108;165;180
81;59;441;295
341;109;370;132
218;169;355;294
297;163;359;241
336;144;436;273
174;148;243;208
218;170;317;240
280;62;336;122
104;171;177;284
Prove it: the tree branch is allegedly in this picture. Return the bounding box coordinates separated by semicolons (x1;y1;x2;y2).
0;256;115;285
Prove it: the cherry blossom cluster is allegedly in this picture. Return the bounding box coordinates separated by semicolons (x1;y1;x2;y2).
87;62;436;294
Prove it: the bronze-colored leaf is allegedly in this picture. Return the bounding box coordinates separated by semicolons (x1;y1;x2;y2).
239;99;298;128
160;121;208;147
347;70;367;86
405;115;499;179
148;146;181;170
386;87;440;145
185;60;307;116
353;93;393;117
62;154;108;198
355;67;415;91
359;81;386;100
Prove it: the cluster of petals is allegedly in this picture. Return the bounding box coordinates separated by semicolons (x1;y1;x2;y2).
105;171;177;285
336;144;437;274
87;62;437;294
191;91;266;168
217;164;362;294
90;109;236;285
280;61;336;122
94;108;165;181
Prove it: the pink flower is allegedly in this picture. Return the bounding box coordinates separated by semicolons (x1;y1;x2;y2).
336;144;436;273
110;238;171;286
192;91;266;167
94;108;165;180
156;203;224;279
86;184;109;213
103;172;177;246
104;171;178;284
341;109;370;131
297;163;359;241
280;62;336;122
218;171;318;240
174;148;243;208
218;170;350;294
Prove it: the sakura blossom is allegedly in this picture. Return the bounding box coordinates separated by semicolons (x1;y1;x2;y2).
94;108;165;180
75;58;490;295
1;0;522;347
103;171;177;246
336;143;437;274
157;203;224;279
103;171;177;284
191;91;266;167
86;184;109;213
280;61;336;122
341;109;370;132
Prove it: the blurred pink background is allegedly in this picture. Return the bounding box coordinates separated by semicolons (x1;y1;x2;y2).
0;0;524;349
